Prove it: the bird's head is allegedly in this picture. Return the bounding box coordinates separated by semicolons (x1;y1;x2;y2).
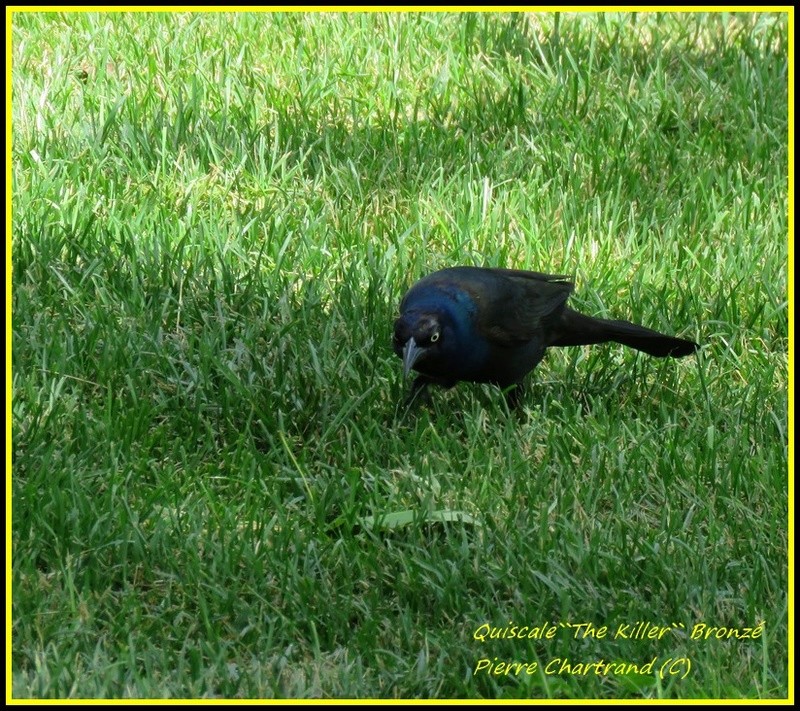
393;310;447;377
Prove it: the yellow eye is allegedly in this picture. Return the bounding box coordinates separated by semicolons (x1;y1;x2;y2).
430;332;440;343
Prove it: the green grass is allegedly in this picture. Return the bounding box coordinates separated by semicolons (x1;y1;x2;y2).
11;10;789;700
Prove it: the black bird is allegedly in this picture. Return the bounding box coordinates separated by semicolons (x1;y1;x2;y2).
393;266;698;407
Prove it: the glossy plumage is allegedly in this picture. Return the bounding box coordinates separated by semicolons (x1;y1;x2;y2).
393;266;698;406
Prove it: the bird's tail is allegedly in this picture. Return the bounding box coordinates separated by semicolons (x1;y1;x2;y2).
553;309;698;358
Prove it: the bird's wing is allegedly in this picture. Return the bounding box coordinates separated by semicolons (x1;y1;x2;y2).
401;267;574;347
482;267;573;283
473;268;575;346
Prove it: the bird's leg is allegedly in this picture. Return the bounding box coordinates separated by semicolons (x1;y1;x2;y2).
503;382;524;410
405;375;433;407
405;375;455;408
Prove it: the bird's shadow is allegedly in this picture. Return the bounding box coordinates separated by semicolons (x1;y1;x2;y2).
391;378;531;430
391;355;685;430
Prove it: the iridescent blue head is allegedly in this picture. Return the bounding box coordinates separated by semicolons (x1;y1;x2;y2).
392;278;486;383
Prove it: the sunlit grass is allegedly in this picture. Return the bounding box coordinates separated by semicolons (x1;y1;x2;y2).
11;10;788;700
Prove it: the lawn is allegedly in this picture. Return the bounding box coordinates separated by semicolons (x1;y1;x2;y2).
10;10;789;700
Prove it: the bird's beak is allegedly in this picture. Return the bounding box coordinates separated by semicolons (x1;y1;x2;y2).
402;337;425;378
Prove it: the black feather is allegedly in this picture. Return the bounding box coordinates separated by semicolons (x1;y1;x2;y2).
393;266;699;406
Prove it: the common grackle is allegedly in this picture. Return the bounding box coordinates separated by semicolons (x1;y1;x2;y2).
393;266;698;407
